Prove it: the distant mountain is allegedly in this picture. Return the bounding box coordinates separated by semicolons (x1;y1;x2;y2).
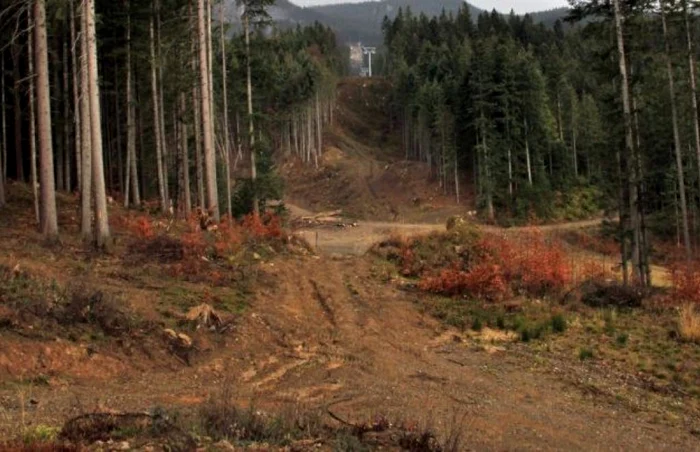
310;0;484;44
528;7;571;28
222;0;331;28
222;0;571;46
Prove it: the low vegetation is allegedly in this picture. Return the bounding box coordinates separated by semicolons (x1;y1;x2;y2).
113;209;304;290
679;304;700;343
5;395;465;451
373;222;700;399
0;265;138;338
374;223;605;301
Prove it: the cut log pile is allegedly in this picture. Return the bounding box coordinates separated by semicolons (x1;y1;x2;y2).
292;209;359;229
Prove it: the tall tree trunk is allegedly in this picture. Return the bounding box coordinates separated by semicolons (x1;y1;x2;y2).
34;0;58;237
613;0;643;282
63;41;71;191
86;0;110;247
12;43;23;181
556;90;564;142
632;92;651;284
180;93;191;215
207;0;215;149
114;64;123;197
506;117;513;198
481;115;494;222
221;3;232;219
682;0;700;204
190;2;205;208
138;87;146;198
150;10;167;213
571;99;578;178
29;13;38;223
53;51;64;193
1;54;7;181
661;2;691;259
244;13;258;216
194;85;205;208
0;162;4;208
198;0;219;221
80;0;92;238
316;91;322;167
524;118;533;186
33;0;58;239
70;0;81;191
155;0;169;207
125;3;140;207
454;146;460;204
234;111;242;171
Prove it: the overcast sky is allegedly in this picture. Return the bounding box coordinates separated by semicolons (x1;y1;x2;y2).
290;1;569;14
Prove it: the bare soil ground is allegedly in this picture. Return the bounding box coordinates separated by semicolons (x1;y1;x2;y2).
280;78;469;223
0;186;699;450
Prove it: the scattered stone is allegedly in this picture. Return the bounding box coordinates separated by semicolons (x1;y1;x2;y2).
214;440;235;451
163;328;193;348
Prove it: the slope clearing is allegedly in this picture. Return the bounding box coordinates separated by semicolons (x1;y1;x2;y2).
281;78;470;223
0;184;698;450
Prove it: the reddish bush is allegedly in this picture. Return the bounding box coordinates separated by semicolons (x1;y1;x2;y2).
414;229;575;300
670;261;700;305
134;216;155;239
241;212;284;239
213;220;244;258
419;263;508;301
112;213;155;239
476;230;572;297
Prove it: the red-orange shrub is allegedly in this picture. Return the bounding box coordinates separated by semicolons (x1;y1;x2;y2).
415;229;575;299
477;230;572;297
112;213;155;239
242;212;283;239
419;263;508;301
670;261;700;305
213;220;244;258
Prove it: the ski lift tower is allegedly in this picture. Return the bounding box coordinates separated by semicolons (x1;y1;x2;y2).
362;46;376;77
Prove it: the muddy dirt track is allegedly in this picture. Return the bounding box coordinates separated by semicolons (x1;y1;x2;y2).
288;202;608;256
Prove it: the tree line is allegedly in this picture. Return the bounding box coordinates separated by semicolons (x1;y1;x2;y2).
0;0;343;246
382;0;700;286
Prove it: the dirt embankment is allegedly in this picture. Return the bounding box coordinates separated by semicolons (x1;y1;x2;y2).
280;78;470;223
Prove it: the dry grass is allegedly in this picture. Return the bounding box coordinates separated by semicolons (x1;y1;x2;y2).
679;304;700;343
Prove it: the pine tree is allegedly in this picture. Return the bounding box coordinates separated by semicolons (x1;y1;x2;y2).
34;0;58;238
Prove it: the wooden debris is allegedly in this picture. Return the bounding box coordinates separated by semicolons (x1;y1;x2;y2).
185;303;222;329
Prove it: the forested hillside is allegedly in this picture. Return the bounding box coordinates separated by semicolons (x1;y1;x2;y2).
0;0;343;243
382;0;700;285
310;0;484;44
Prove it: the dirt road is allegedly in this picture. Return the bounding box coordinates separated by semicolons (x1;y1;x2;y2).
288;203;608;256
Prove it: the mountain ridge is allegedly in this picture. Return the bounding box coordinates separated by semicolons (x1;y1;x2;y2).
224;0;571;45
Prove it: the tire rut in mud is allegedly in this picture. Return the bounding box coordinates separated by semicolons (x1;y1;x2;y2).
310;279;337;327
